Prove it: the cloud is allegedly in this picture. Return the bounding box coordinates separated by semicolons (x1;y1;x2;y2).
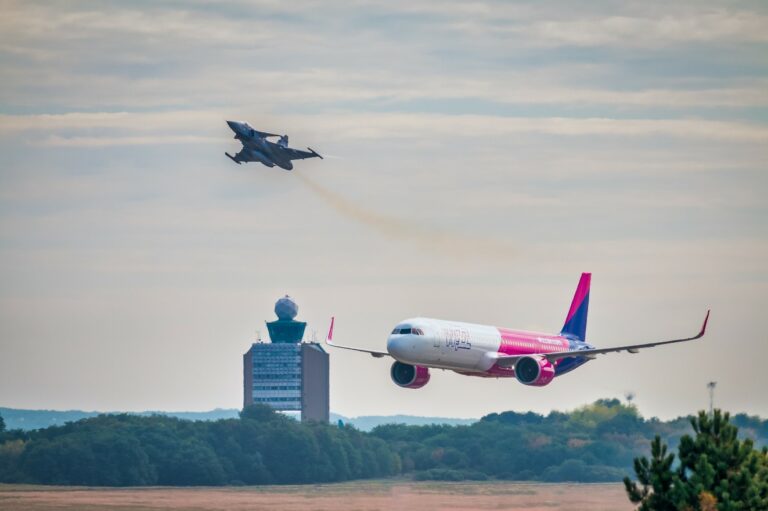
517;11;768;48
315;114;768;142
40;135;219;147
2;1;767;115
3;111;767;145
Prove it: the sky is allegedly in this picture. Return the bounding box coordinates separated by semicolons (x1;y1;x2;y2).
0;0;766;420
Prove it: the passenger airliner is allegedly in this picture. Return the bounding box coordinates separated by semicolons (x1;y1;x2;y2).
326;273;709;388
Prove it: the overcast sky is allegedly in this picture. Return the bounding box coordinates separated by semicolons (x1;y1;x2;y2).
1;0;766;420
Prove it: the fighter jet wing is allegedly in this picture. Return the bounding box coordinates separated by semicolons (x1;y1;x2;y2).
492;310;709;368
225;147;253;164
251;129;280;138
283;147;323;161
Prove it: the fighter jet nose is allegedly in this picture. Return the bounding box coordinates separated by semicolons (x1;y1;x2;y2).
226;120;237;129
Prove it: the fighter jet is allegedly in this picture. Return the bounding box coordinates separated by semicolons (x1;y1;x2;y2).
225;120;322;170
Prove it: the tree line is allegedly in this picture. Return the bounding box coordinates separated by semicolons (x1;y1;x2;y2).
0;399;766;491
0;405;398;486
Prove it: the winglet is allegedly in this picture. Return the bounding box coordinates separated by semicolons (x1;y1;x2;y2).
326;317;335;343
307;147;323;159
322;316;389;358
697;310;710;338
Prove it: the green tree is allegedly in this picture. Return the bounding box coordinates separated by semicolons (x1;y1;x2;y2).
623;436;680;510
625;410;768;510
0;413;5;433
20;430;156;486
240;404;283;423
162;438;225;486
0;439;25;482
676;410;768;510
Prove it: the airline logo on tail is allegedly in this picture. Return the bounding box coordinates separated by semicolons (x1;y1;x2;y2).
561;272;591;341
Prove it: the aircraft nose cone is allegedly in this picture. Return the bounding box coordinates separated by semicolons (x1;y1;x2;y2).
387;336;409;359
226;120;237;129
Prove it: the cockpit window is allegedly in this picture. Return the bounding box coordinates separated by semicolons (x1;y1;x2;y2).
392;325;421;335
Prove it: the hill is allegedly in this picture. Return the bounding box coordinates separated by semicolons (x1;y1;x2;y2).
0;407;240;431
0;407;475;432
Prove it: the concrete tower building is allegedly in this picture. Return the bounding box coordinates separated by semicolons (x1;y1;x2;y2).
243;296;329;422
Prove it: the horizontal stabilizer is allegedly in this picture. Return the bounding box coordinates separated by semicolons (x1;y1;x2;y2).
307;147;323;159
225;152;241;164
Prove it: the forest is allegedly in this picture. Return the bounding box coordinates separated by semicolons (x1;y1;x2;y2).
0;399;766;487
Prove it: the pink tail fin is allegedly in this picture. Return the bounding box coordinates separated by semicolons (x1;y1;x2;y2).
561;273;591;341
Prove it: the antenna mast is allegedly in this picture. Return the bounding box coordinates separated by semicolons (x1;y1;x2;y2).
707;381;717;416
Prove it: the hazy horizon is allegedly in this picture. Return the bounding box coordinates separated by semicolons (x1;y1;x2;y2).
1;0;766;421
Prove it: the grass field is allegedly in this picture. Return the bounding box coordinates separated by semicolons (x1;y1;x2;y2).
0;480;634;510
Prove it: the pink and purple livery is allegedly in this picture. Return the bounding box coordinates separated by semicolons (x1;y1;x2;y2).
327;273;709;389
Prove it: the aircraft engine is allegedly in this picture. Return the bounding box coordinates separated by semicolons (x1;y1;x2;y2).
514;355;556;386
390;361;431;389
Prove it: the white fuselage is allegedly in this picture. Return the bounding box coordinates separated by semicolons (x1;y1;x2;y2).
386;317;578;376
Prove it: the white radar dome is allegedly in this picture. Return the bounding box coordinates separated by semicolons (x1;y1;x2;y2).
275;295;298;320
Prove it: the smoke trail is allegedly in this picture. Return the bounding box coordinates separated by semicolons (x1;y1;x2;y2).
296;173;515;259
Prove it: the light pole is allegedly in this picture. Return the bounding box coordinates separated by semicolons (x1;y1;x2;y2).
707;381;717;416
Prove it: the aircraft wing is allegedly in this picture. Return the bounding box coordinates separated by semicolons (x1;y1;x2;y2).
493;310;709;368
251;129;280;138
282;146;323;161
324;317;390;358
226;147;253;163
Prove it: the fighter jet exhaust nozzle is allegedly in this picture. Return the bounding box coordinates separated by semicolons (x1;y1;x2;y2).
514;356;555;386
390;361;431;389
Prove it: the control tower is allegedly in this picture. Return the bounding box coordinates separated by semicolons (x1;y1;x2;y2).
243;296;329;422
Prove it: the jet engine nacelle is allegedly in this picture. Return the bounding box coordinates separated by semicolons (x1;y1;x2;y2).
390;361;431;389
514;355;556;386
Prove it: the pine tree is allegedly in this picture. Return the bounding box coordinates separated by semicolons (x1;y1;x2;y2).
625;410;768;510
676;410;768;510
623;436;680;510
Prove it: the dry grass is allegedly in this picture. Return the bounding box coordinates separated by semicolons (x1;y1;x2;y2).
0;480;634;511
